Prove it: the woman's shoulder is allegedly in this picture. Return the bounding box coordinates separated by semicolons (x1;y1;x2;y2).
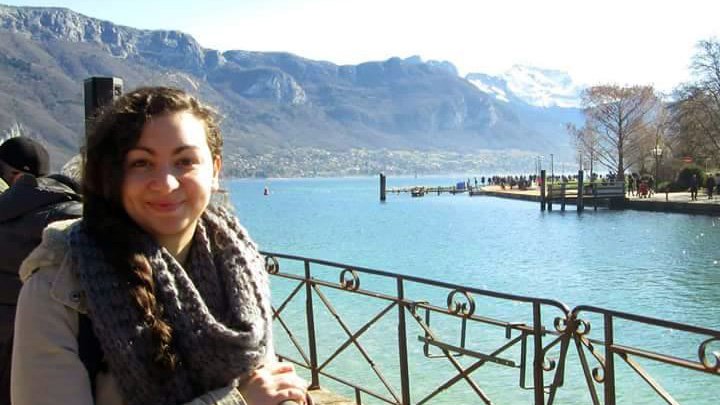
19;218;81;282
18;218;87;314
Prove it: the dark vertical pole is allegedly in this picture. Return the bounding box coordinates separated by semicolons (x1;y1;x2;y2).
84;77;123;141
397;278;411;405
532;302;545;405
304;261;320;389
577;170;584;213
560;183;566;211
593;185;598;211
604;315;616;405
540;170;546;211
380;173;386;202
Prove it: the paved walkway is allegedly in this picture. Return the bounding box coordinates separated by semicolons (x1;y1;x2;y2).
478;185;720;214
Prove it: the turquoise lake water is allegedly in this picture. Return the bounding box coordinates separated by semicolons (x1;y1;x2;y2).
228;176;720;405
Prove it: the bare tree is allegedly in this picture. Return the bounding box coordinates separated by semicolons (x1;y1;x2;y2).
566;123;598;177
581;85;659;177
670;39;720;162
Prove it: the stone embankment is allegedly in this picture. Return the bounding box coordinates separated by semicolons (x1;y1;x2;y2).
479;185;720;215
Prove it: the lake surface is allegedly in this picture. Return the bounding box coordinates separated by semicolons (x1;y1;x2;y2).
228;176;720;404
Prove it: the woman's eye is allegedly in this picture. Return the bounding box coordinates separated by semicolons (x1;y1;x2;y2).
129;159;150;168
177;157;197;167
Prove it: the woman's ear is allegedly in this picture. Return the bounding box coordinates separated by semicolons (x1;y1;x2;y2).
212;156;222;191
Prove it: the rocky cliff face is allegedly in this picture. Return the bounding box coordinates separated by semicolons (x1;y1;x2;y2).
0;4;574;167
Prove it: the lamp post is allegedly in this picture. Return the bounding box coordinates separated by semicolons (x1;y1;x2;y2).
550;153;554;184
652;145;663;183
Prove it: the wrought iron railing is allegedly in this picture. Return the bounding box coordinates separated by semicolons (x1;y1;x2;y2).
262;251;720;405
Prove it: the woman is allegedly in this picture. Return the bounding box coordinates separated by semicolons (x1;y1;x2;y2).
12;87;309;405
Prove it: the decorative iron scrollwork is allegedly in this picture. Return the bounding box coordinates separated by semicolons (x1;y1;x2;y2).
339;268;360;291
576;319;591;336
265;256;279;274
698;337;720;371
446;290;475;317
542;357;557;372
554;317;568;333
592;366;605;383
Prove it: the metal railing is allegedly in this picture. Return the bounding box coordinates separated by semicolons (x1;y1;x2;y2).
262;251;720;405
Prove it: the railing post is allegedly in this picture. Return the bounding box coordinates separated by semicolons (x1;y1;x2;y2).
561;183;566;211
305;261;320;389
604;314;616;405
533;302;545;405
397;278;411;405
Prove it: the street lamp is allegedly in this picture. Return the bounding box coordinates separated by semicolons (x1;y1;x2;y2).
652;145;663;182
550;153;554;184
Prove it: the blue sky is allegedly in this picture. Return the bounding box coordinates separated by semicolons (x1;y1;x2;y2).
3;0;720;92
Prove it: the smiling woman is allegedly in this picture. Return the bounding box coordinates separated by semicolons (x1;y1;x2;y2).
11;87;311;405
122;111;221;264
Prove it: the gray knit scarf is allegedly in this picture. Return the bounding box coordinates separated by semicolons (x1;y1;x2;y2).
68;205;271;405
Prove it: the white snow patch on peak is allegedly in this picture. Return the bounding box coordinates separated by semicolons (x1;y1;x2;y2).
469;79;509;102
503;65;583;108
466;65;584;108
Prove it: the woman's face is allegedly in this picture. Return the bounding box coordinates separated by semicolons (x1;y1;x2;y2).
122;111;220;250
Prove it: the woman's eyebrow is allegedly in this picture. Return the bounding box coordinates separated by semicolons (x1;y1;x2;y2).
127;145;200;155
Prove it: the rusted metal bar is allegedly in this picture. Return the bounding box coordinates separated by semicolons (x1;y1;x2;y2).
397;278;411;405
417;334;524;405
618;352;680;405
574;336;601;405
533;302;545;405
417;336;517;367
304;261;320;389
604;314;616;405
318;302;396;371
313;284;402;403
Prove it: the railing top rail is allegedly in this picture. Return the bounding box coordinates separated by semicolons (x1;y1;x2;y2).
573;305;720;337
261;250;570;314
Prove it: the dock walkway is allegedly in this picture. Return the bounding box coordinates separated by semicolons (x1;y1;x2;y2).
478;185;720;215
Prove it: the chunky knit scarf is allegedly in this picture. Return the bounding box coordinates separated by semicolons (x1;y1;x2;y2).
68;205;271;405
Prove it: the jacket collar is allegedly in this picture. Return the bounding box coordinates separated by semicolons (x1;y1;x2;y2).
19;218;87;313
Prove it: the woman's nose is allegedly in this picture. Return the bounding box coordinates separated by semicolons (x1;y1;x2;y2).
149;167;180;191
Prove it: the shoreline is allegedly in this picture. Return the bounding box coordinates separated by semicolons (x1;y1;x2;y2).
477;185;720;216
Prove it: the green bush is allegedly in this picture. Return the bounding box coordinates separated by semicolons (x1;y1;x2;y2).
676;165;706;188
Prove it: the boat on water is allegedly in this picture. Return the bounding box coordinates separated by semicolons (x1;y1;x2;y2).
411;186;426;197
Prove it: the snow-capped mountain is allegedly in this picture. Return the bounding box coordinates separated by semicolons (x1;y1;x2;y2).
466;65;584;108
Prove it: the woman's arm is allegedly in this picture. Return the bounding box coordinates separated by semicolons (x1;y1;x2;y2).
12;267;94;405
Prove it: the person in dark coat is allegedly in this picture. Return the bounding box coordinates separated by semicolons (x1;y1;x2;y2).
0;137;82;405
706;174;716;199
689;174;699;201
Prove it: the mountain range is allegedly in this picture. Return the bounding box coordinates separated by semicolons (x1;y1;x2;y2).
0;4;582;173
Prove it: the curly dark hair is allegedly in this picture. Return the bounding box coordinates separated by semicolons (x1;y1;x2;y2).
82;86;223;373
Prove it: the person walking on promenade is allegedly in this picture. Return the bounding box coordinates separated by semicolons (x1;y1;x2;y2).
715;173;720;197
689;174;699;201
11;87;310;405
706;174;716;199
0;136;82;405
627;174;634;196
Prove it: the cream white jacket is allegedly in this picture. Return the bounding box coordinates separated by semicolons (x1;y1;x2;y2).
12;219;255;405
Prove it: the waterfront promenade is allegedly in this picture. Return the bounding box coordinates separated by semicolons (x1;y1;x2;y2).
479;184;720;215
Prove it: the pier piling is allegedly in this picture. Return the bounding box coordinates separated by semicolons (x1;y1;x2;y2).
379;173;386;202
577;170;584;213
540;170;546;211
